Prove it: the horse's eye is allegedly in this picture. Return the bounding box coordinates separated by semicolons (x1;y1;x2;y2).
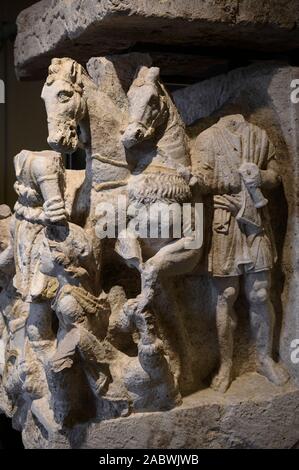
57;90;73;102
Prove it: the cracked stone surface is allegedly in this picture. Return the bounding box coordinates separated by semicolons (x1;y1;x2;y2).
15;0;299;79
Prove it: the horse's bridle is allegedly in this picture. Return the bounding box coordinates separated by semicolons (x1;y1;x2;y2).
128;93;168;139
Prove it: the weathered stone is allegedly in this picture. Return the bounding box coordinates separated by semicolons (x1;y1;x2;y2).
15;0;299;79
173;63;299;386
3;14;299;446
87;53;152;111
22;374;299;449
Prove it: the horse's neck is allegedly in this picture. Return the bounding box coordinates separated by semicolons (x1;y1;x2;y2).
83;82;129;185
156;87;190;167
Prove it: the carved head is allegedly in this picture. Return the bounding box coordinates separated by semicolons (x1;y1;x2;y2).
41;58;87;154
40;223;93;281
122;66;169;149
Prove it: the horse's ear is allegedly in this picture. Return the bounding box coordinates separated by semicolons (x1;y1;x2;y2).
70;60;81;84
133;66;160;86
147;67;160;84
47;58;61;81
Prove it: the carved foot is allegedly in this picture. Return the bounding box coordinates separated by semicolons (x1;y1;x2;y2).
257;356;289;386
211;362;233;393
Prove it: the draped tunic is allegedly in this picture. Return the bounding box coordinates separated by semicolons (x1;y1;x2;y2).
193;115;278;277
13;150;65;301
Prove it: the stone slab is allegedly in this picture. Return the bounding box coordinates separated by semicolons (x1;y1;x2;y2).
22;374;299;449
15;0;299;79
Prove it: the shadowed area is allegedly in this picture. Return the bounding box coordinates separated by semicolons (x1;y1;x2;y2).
0;414;23;449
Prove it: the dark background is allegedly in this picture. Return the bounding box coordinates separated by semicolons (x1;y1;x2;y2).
1;1;48;208
1;0;42;449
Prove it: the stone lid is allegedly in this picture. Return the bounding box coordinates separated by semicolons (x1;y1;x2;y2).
15;0;299;79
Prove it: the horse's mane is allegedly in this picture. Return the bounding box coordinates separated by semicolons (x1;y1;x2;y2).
45;57;93;93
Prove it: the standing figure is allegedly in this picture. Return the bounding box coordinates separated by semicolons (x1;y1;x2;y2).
13;149;67;349
12;149;67;422
192;115;289;392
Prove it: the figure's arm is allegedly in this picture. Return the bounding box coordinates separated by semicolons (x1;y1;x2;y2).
241;138;281;191
260;158;281;190
32;155;68;223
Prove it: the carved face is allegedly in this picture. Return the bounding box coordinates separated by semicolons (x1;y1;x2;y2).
41;60;87;154
122;67;168;149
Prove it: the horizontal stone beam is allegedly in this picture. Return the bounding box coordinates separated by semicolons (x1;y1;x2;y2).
15;0;299;79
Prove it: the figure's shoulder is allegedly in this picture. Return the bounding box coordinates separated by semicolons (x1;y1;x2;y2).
14;150;63;179
30;151;63;180
194;123;219;147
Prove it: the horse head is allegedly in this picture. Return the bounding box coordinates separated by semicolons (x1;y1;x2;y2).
122;66;169;149
41;58;88;154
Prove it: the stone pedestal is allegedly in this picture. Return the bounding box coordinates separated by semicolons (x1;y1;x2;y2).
22;374;299;449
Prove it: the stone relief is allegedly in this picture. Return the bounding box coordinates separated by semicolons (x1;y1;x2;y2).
0;55;296;448
192;115;289;392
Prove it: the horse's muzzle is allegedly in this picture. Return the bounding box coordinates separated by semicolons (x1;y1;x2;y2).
47;128;78;154
121;124;145;149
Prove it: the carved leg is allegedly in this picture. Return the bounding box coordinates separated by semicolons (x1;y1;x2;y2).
211;276;239;393
138;240;201;394
244;271;289;386
144;237;202;277
122;299;180;410
141;237;202;296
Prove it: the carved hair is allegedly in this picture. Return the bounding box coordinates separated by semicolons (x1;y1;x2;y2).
46;223;93;280
45;58;89;94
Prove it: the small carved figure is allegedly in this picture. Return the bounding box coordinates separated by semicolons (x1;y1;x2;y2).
8;149;69;428
113;293;181;411
40;222;129;423
193;115;289;392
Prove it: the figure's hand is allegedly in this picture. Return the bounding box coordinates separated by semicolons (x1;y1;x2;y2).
188;171;206;190
214;194;242;216
43;196;67;223
238;162;261;188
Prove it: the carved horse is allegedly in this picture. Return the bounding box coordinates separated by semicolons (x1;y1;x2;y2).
41;59;203;394
120;66;202;278
41;58;130;227
118;66;204;392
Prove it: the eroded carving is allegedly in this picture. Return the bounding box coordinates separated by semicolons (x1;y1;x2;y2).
192;115;289;392
0;56;293;448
